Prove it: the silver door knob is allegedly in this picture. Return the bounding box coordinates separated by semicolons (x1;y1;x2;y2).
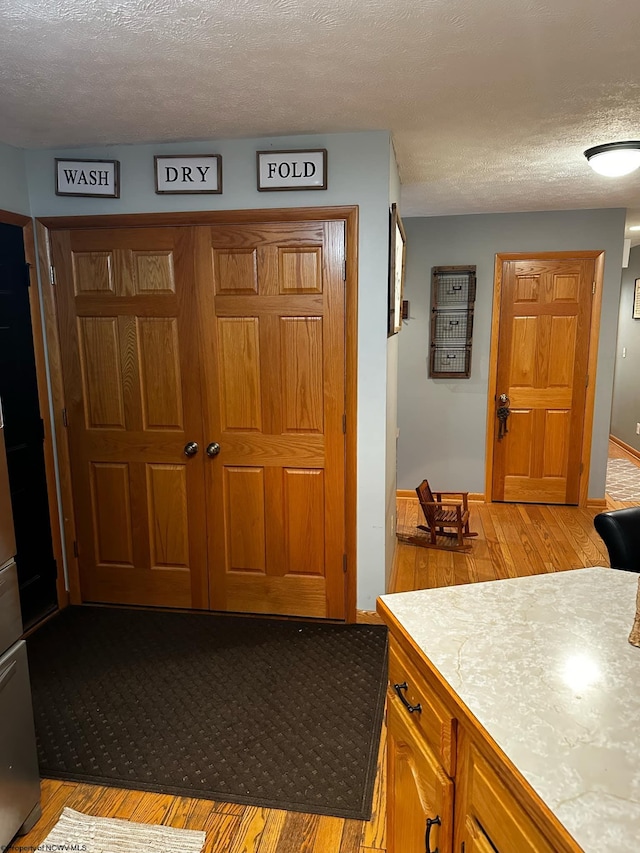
206;442;221;458
184;441;199;457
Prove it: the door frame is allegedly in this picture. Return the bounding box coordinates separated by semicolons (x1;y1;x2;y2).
0;208;68;610
36;206;359;620
485;250;605;507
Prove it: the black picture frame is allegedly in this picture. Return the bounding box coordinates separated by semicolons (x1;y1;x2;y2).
388;203;406;336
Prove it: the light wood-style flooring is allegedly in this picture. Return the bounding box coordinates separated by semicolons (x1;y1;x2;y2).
9;441;639;853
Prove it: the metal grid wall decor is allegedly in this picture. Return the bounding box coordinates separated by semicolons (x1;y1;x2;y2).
429;265;476;378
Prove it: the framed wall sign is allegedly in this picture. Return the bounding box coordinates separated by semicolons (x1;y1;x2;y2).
256;149;327;191
634;278;640;319
55;158;120;198
154;155;222;194
388;203;407;336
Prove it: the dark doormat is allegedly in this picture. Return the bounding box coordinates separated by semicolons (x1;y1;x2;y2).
26;606;388;820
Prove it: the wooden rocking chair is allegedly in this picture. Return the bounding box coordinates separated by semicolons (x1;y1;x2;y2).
413;479;477;550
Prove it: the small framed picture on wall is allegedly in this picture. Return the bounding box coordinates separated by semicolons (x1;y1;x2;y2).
634;278;640;319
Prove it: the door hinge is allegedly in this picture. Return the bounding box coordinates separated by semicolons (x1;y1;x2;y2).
62;407;68;427
592;281;596;295
585;374;589;388
342;258;346;281
38;417;45;442
342;554;347;574
73;540;78;558
49;265;56;286
580;462;584;474
24;262;32;287
342;413;346;434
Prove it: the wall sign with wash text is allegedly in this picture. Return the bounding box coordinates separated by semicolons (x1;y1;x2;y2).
257;149;327;191
154;155;222;194
55;159;120;198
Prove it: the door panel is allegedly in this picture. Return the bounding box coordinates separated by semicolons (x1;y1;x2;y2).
52;228;208;608
197;221;346;619
492;257;595;504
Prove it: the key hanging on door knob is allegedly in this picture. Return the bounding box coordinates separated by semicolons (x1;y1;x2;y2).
184;441;199;457
206;442;221;458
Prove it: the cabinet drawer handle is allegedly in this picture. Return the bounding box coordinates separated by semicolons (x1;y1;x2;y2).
393;681;422;714
425;815;441;853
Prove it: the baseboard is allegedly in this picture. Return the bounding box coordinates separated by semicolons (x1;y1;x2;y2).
356;609;384;625
610;433;640;462
396;489;485;502
587;498;607;509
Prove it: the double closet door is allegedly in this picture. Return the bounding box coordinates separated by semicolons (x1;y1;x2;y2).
51;219;347;619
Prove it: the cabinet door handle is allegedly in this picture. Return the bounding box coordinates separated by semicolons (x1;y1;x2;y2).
425;815;441;853
393;681;422;714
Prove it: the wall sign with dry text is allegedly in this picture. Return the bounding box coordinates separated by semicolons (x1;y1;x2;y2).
55;158;120;198
154;155;222;194
257;149;327;191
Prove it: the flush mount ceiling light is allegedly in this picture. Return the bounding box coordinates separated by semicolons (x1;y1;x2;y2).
584;141;640;177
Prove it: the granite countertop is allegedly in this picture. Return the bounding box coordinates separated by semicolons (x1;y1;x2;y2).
379;567;640;853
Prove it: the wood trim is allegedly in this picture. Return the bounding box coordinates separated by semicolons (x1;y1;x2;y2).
37;206;359;619
486;251;604;507
609;433;640;462
587;498;607;509
0;210;69;610
484;254;504;502
38;206;359;231
579;251;605;506
35;221;82;603
345;208;358;623
396;489;485;502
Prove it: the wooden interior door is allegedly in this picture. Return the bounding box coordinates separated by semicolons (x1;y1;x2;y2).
51;227;208;608
196;220;347;619
491;256;596;504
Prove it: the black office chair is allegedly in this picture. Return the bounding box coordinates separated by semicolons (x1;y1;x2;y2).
594;507;640;573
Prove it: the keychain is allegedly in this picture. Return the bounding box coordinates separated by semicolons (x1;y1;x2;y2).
497;394;510;440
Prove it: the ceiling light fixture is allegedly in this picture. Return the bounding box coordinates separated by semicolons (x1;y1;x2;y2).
629;226;640;232
584;141;640;177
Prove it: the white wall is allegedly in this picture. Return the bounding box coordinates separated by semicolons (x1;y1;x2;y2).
0;141;30;215
398;208;626;501
26;131;392;610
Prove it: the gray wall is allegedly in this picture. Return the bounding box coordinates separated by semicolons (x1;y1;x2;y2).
0;141;30;215
385;141;402;591
26;130;392;610
610;244;640;452
398;208;626;500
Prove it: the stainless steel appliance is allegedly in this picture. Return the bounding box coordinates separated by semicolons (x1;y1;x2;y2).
0;396;41;847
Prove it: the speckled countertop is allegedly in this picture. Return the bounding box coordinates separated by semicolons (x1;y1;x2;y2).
379;567;640;853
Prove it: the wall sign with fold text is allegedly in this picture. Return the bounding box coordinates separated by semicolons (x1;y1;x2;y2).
256;149;327;191
154;154;222;194
55;158;120;198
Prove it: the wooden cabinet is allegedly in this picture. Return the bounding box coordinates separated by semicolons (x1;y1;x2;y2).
384;631;581;853
387;693;453;853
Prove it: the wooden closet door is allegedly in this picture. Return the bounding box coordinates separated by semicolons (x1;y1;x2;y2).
52;228;208;608
196;220;347;619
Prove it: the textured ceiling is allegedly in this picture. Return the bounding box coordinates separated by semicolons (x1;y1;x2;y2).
3;0;640;232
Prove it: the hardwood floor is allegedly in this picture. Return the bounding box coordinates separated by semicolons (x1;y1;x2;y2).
10;452;635;853
7;722;387;853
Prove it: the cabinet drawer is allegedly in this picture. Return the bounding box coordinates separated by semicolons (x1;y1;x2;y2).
388;637;456;776
464;744;556;853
